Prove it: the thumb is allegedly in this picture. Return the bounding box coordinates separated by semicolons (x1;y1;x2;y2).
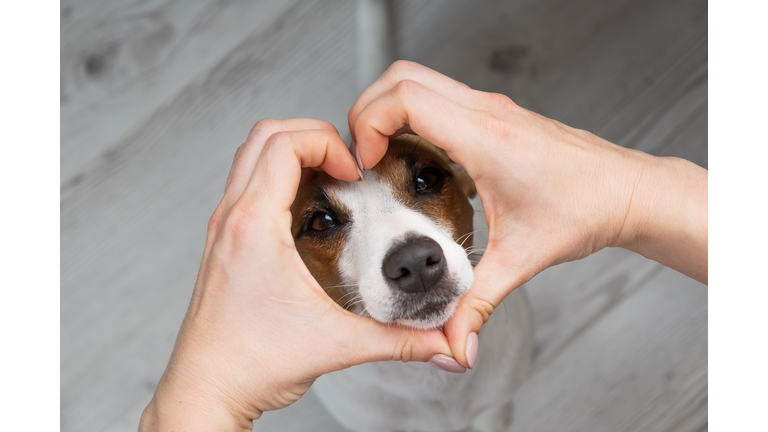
331;311;455;369
442;256;528;368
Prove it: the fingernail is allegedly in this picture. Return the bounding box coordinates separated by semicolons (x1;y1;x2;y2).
466;332;479;370
349;139;364;180
429;354;466;373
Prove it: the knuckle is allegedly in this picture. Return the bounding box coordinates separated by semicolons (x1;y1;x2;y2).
468;296;496;324
485;92;517;111
394;337;416;363
222;203;257;239
250;118;279;136
478;115;514;142
544;117;564;134
264;130;291;148
232;144;244;162
388;60;418;78
318;120;338;133
207;205;224;235
391;79;421;100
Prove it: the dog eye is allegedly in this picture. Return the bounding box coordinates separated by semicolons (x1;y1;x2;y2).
415;168;443;193
309;212;337;232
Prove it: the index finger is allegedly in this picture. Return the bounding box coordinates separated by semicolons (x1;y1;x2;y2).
240;129;359;227
224;118;339;209
348;61;480;142
351;79;489;174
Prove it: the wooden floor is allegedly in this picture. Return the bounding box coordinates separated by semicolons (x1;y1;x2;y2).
60;0;707;431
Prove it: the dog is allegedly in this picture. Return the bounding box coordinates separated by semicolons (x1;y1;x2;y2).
291;134;534;432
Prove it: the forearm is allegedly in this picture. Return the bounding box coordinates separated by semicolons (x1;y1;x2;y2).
617;152;708;284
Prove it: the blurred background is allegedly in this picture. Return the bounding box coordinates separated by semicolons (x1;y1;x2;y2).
61;0;707;431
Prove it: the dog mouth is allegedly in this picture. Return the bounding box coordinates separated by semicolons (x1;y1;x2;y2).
392;297;461;329
346;273;467;329
386;277;465;328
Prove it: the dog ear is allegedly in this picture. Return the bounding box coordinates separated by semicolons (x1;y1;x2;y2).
448;160;477;199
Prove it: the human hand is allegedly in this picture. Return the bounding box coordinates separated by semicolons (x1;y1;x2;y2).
348;61;707;369
139;119;455;431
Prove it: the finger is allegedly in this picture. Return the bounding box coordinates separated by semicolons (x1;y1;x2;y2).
224;119;340;208
441;255;529;367
352;79;492;172
330;311;455;368
348;61;482;141
244;118;339;146
241;129;359;220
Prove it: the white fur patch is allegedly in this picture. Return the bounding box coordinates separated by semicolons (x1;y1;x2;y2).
330;171;474;328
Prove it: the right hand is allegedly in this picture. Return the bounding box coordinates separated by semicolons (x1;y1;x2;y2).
348;61;707;369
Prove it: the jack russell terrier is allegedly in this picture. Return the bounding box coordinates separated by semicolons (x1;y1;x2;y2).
290;134;534;432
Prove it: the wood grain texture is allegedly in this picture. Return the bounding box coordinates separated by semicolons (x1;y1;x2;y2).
392;0;707;162
103;388;344;432
59;0;707;430
61;2;358;431
509;268;707;432
60;0;300;182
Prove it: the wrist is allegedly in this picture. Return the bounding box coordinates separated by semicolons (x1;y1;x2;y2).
613;153;708;282
139;366;257;432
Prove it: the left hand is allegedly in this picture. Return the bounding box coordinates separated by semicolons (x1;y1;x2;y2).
346;60;707;370
139;119;455;431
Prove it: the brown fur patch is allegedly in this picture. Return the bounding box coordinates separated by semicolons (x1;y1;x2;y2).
290;176;352;307
374;134;475;243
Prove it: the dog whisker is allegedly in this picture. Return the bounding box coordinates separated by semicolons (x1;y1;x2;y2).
335;289;361;298
342;297;365;307
334;289;362;300
456;228;488;247
338;294;354;304
352;306;372;333
341;295;362;304
341;295;365;309
464;247;486;254
323;283;360;290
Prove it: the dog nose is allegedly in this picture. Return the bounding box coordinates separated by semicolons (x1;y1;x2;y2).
382;236;447;293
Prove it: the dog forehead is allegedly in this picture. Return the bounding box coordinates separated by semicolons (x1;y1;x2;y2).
326;171;401;215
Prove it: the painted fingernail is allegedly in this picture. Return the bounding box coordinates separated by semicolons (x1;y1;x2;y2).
466;332;479;370
429;354;466;373
349;139;364;180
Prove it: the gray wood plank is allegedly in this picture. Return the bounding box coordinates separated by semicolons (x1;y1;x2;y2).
102;388;345;432
60;0;300;182
509;267;707;432
61;2;358;431
60;0;707;430
393;0;707;165
524;250;662;365
619;64;708;167
658;100;708;169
